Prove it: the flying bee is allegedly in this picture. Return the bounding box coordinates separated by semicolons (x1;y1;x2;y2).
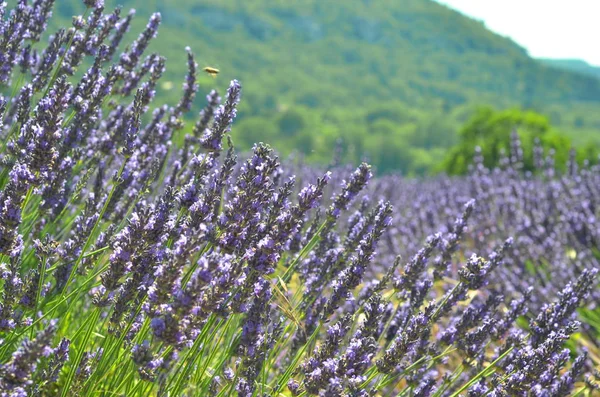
203;66;219;78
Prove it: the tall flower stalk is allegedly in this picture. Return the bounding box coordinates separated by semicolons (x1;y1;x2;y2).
0;2;597;397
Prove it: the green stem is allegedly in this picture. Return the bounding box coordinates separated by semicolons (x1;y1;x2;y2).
571;387;587;397
0;262;108;358
41;7;90;99
430;282;462;322
271;323;322;395
85;298;147;391
449;346;515;397
61;160;126;294
281;219;328;282
60;307;101;397
169;316;218;395
31;253;48;337
0;71;25;152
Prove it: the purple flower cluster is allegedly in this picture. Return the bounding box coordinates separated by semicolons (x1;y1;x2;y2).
0;1;598;396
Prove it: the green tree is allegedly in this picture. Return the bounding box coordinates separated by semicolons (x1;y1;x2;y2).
442;107;584;175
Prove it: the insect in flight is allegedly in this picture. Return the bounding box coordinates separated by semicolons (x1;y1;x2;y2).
203;66;220;78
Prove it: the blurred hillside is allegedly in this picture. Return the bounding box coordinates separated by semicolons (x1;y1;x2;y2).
52;0;600;174
539;58;600;80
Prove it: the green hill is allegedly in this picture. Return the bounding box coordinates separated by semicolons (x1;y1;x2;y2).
539;58;600;80
51;0;600;173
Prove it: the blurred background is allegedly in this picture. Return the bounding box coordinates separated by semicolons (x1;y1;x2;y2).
53;0;600;175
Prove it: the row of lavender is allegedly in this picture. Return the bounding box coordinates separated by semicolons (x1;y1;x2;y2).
0;1;598;396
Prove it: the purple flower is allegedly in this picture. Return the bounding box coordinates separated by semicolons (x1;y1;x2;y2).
200;80;241;152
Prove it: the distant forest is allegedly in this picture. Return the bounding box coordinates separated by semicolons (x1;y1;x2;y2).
50;0;600;174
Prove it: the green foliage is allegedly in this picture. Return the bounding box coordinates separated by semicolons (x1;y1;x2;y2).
442;107;593;175
50;0;600;174
539;58;600;80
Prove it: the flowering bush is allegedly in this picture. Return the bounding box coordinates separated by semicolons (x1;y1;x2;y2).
0;1;598;396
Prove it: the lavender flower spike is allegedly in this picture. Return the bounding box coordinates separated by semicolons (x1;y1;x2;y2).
0;320;57;393
200;79;241;152
328;162;372;219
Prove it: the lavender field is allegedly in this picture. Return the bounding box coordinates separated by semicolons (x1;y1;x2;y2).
0;1;599;396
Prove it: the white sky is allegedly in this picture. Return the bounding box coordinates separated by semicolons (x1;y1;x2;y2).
435;0;600;66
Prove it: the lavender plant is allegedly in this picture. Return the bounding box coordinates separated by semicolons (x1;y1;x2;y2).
0;1;598;396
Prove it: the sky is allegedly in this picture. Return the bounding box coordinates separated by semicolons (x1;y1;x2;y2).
435;0;600;66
